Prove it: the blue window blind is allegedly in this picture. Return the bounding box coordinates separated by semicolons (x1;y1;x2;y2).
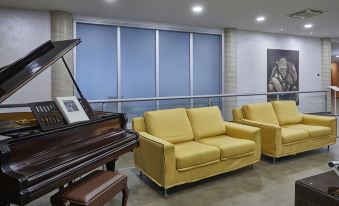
159;30;190;109
76;23;118;101
193;33;221;95
120;27;156;118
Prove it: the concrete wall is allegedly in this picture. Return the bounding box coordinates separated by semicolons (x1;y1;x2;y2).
0;8;51;106
236;30;323;113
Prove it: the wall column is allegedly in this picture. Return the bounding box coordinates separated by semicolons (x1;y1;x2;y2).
223;29;238;120
321;38;332;112
50;11;74;98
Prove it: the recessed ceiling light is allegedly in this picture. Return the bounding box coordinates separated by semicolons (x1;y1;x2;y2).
192;5;203;13
280;28;284;31
104;0;116;2
309;32;313;35
336;55;339;58
256;16;266;22
304;24;313;29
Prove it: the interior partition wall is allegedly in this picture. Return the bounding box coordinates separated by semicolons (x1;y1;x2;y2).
75;21;223;120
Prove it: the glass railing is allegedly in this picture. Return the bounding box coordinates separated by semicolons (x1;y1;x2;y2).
88;90;328;122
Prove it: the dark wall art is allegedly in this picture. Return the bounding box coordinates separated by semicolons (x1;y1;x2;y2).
267;49;299;102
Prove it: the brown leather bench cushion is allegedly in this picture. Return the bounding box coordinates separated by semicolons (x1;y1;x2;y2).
51;170;127;206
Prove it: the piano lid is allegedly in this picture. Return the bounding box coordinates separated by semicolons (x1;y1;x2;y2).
0;39;80;103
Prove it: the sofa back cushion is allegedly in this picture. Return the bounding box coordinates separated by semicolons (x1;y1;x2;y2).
242;102;280;125
271;101;302;125
144;108;194;144
187;106;226;140
232;107;245;121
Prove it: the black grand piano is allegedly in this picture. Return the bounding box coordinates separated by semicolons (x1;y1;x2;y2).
0;39;139;205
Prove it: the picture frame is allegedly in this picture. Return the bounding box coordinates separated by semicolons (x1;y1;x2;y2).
55;96;89;124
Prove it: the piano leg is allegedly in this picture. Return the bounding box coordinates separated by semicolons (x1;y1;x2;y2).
106;160;116;171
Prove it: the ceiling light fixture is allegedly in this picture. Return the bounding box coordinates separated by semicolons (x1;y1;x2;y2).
104;0;116;3
304;24;313;29
280;28;284;31
336;55;339;58
192;5;203;13
256;16;266;22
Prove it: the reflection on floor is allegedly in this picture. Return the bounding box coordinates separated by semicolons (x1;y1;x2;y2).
27;141;339;206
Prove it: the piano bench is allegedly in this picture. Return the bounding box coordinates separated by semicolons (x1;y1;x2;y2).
50;170;128;206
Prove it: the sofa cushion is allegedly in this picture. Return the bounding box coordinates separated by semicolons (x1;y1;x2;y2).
282;124;331;138
144;108;194;144
242;102;280;125
174;141;220;171
232;107;245;121
198;135;256;160
281;128;309;144
187;106;226;140
271;101;302;125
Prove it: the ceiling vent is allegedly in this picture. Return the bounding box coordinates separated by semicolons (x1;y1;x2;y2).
288;8;326;19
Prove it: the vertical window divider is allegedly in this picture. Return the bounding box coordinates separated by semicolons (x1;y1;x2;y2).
117;26;122;113
189;33;194;108
156;30;160;110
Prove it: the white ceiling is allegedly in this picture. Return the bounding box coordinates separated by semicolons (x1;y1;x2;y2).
0;0;339;39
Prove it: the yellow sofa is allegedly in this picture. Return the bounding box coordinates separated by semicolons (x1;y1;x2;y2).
233;101;337;163
132;106;261;195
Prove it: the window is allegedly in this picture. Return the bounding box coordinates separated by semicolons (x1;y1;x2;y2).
120;27;156;118
159;30;190;109
76;22;222;118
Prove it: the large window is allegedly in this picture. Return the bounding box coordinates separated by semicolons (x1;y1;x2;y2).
159;30;190;109
121;27;156;118
76;22;222;118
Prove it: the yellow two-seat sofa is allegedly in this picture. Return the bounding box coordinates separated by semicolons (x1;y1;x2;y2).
233;101;337;162
132;106;261;195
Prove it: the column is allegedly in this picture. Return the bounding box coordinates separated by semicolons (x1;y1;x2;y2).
321;38;332;112
223;29;238;120
50;11;74;98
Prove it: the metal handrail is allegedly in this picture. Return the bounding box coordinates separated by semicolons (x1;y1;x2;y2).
88;90;328;103
0;90;328;109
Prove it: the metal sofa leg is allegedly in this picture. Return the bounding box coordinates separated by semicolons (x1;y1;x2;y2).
139;170;143;177
273;157;276;164
327;145;330;151
251;164;255;169
164;188;168;197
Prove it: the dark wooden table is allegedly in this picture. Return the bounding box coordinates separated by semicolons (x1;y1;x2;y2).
295;171;339;206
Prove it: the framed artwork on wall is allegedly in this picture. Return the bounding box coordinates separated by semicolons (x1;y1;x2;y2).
267;49;299;103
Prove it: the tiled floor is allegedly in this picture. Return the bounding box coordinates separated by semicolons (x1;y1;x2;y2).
28;141;339;206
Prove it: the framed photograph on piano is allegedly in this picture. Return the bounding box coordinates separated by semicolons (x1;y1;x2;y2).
55;96;89;124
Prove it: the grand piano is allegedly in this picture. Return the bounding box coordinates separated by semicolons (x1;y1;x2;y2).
0;39;139;205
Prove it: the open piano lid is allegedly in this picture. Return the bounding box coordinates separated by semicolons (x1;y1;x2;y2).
0;39;80;103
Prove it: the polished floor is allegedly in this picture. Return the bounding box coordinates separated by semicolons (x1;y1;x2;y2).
27;140;339;206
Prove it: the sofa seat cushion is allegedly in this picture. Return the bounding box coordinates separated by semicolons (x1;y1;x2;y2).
144;108;194;144
197;135;256;160
242;102;280;125
281;128;309;144
187;106;226;140
174;141;220;171
283;124;331;138
271;101;302;125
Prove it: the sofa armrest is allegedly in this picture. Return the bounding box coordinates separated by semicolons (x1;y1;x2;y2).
225;122;261;160
237;119;282;157
301;114;337;137
133;132;176;188
225;122;260;142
